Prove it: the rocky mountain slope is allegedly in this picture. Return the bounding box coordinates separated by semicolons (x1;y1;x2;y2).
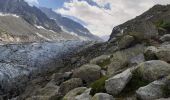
40;7;102;41
0;14;78;43
0;0;61;33
109;4;170;41
0;0;82;43
2;4;170;100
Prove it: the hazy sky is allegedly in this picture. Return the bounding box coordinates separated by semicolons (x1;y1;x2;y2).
25;0;170;37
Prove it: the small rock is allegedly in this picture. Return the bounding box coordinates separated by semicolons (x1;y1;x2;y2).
63;87;88;100
63;72;73;79
118;35;134;49
136;79;167;100
105;69;132;96
144;46;158;60
136;60;170;82
58;78;83;95
160;34;170;42
92;93;115;100
72;64;101;84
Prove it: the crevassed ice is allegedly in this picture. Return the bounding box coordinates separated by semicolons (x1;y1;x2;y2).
0;63;30;79
0;41;87;92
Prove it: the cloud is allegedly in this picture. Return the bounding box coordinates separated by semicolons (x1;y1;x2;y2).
56;0;170;37
24;0;39;5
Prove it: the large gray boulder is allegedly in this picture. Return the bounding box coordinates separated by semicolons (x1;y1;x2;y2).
63;87;88;100
107;45;144;76
129;54;145;66
160;34;170;42
136;79;167;100
105;69;132;96
72;64;101;84
156;44;170;62
136;60;170;82
92;93;115;100
118;35;134;49
58;78;83;95
50;72;72;85
106;51;128;76
144;46;158;60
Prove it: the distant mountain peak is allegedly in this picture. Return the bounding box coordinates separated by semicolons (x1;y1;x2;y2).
40;7;102;41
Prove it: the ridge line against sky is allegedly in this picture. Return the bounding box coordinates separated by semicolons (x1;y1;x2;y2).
25;0;170;37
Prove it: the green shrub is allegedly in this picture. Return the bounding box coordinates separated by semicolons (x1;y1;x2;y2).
156;20;170;31
89;76;108;95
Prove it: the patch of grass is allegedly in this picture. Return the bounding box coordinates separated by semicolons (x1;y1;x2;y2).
156;20;170;31
89;76;108;95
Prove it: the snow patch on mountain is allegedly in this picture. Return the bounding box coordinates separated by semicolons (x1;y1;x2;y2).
35;32;51;41
0;12;19;18
34;25;46;30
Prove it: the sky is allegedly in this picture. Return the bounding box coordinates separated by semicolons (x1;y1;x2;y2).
25;0;170;37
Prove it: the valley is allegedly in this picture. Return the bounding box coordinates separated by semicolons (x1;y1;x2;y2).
0;0;170;100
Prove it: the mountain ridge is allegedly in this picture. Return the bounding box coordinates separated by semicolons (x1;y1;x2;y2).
0;0;62;33
109;4;170;41
0;0;85;43
40;7;102;41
